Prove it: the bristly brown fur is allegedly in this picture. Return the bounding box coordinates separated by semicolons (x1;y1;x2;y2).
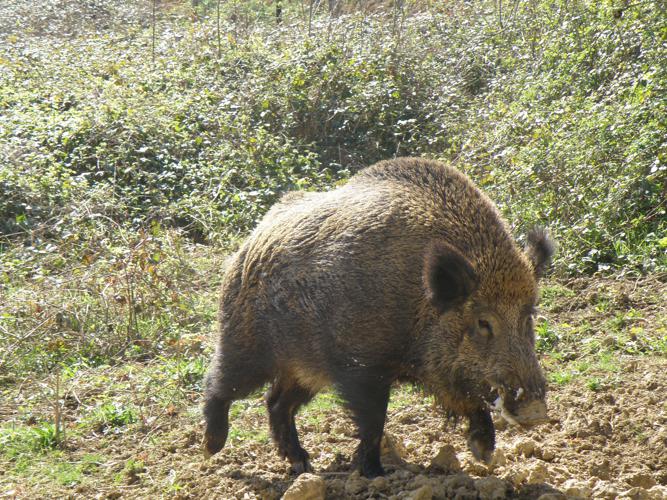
203;157;551;477
525;227;555;278
423;241;478;313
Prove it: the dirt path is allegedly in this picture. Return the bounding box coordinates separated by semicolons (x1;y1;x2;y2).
1;277;666;499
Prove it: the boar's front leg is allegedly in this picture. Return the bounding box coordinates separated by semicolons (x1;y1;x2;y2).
266;379;315;474
203;343;272;457
466;408;495;464
339;375;391;478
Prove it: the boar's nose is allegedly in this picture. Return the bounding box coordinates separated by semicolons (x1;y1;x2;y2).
490;342;548;426
494;386;548;427
512;398;548;426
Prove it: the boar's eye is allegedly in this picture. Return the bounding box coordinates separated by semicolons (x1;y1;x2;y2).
477;319;493;337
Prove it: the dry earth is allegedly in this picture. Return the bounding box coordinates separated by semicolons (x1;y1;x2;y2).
1;276;666;499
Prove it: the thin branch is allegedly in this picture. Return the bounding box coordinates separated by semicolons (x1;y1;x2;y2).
217;0;222;59
151;0;156;66
0;315;55;370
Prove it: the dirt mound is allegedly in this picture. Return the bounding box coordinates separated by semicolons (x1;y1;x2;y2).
28;356;660;500
1;277;666;499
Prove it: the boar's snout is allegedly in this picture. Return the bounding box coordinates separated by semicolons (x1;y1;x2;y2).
492;383;548;427
487;341;549;427
512;398;548;427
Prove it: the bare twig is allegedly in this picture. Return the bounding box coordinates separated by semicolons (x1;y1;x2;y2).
497;0;503;28
54;370;64;444
308;0;322;36
151;0;156;66
217;0;221;58
0;315;55;370
0;322;20;340
35;370;65;447
308;0;314;36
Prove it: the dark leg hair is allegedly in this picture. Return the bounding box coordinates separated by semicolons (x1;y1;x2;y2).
466;408;495;464
266;379;315;474
203;396;231;456
338;374;391;478
203;350;271;456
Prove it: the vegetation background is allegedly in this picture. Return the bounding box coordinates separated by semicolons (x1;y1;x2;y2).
0;0;665;497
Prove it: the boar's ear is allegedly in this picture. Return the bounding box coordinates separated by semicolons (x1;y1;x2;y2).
525;227;555;279
423;241;478;314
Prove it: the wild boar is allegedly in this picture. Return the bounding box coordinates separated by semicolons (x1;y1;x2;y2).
203;157;554;477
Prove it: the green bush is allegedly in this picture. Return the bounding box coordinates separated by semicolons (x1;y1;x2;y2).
1;0;665;377
0;423;61;459
2;1;664;271
90;402;137;432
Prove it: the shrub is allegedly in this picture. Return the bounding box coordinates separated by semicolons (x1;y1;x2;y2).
1;0;665;377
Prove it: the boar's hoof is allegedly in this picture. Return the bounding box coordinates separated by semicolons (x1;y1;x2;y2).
288;448;313;475
290;457;313;475
361;462;385;479
467;432;495;464
467;409;495;464
202;431;227;458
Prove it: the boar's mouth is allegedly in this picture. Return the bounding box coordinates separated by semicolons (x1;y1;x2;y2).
486;385;548;428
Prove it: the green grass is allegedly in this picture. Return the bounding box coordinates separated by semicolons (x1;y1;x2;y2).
0;423;105;487
228;428;270;445
0;424;62;460
88;402;138;432
113;458;145;485
539;284;576;309
388;384;430;411
586;377;602;392
166;357;208;391
43;454;103;487
546;348;625;387
596;352;622;373
229;398;266;420
548;370;575;386
535;319;560;354
306;391;343;414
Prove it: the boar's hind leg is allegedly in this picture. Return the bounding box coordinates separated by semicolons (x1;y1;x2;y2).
340;377;391;478
203;353;271;457
266;379;315;474
466;408;495;464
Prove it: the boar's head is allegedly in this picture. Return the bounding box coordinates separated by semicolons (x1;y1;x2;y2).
423;228;555;429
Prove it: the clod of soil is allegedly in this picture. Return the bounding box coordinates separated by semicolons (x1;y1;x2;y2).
344;471;368;495
475;476;511;499
280;473;325;500
430;444;461;472
407;484;433;500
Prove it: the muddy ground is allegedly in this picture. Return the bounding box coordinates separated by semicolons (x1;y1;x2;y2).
1;276;666;499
